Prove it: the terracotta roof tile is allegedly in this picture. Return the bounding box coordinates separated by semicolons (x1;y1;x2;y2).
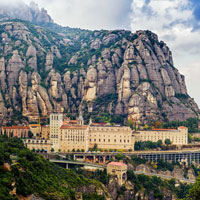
60;125;88;130
108;162;127;167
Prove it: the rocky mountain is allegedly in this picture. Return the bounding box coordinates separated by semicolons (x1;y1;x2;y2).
0;1;53;24
0;3;199;125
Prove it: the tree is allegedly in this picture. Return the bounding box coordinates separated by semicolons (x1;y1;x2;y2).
187;175;200;199
92;144;98;151
154;121;162;128
127;119;134;130
188;134;192;143
51;148;54;153
165;139;171;145
115;153;124;161
40;148;44;153
157;140;162;148
10;132;13;138
28;131;33;139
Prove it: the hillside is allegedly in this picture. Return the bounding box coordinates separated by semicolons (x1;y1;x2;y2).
0;135;108;200
0;2;199;125
1;135;198;200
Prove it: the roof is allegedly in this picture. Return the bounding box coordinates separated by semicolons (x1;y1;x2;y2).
3;126;30;129
29;124;41;127
60;125;88;130
178;126;187;129
152;128;177;131
108;162;127;167
62;120;78;125
91;122;107;126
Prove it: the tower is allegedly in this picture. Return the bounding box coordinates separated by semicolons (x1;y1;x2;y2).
78;112;84;125
50;113;63;152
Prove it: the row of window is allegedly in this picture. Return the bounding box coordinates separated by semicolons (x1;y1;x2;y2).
51;135;58;138
90;138;130;143
89;134;130;138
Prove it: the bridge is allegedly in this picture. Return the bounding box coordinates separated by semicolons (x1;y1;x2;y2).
50;159;105;169
49;159;195;184
57;149;200;165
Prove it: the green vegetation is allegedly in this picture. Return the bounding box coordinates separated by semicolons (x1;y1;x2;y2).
162;118;200;133
134;140;176;151
147;118;200;133
82;94;127;125
134;140;163;150
187;175;200;199
175;93;190;99
0;135;105;200
77;169;110;185
127;170;192;199
124;155;179;172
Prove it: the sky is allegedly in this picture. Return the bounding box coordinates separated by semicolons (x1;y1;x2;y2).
2;0;200;106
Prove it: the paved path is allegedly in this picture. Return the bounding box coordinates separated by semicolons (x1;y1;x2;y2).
134;171;195;184
49;158;195;184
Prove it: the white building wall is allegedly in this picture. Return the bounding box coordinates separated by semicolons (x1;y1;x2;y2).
134;127;188;145
50;113;63;152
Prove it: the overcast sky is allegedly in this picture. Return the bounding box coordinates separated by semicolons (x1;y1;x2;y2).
3;0;200;106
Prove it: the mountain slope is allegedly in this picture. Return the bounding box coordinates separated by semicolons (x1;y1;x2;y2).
0;12;198;125
0;135;108;200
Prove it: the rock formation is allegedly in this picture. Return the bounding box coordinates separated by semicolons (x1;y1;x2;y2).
0;10;198;125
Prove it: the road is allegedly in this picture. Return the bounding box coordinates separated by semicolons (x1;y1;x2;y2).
134;171;195;184
49;158;195;184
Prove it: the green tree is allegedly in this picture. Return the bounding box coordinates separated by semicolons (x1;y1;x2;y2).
127;119;134;130
28;131;33;139
165;139;171;145
188;134;192;143
92;144;98;151
187;175;200;199
115;153;124;161
157;140;162;148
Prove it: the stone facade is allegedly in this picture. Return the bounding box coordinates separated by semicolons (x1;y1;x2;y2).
107;162;127;185
23;139;52;152
89;125;134;151
29;124;41;137
50;113;63;152
49;114;135;152
60;125;89;152
133;126;188;145
41;125;50;140
2;126;30;137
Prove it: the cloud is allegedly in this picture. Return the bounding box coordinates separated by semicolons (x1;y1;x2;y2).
28;0;132;30
130;0;200;106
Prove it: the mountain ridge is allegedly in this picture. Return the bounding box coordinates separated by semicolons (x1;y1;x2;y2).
0;3;198;125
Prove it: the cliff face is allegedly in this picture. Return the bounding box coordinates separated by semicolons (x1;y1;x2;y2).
0;18;199;125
